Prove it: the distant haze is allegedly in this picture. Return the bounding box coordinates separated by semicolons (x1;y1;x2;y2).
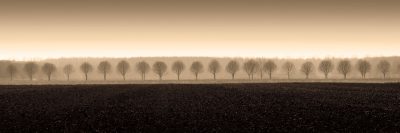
0;57;399;81
0;0;399;60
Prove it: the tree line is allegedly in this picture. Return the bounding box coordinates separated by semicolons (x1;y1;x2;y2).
2;59;397;81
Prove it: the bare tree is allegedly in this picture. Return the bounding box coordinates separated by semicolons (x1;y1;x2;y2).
117;60;130;80
24;62;39;81
42;63;57;81
190;61;203;80
63;64;74;81
6;63;18;81
318;60;334;79
377;60;391;79
208;60;221;80
258;59;264;79
153;61;167;80
398;64;400;76
80;62;93;81
301;61;314;79
136;61;150;80
243;59;260;80
172;61;185;80
98;61;112;81
225;60;239;79
337;60;351;79
357;60;371;79
282;61;295;79
263;60;277;80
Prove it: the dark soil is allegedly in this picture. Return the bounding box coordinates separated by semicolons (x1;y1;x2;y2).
1;83;400;132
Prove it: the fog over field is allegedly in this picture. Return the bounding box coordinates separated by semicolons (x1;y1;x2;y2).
1;0;399;83
0;56;399;82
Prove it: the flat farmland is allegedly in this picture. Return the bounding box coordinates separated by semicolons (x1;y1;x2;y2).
1;83;400;132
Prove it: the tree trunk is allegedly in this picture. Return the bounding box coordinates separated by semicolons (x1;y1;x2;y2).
287;73;290;79
195;73;198;80
48;74;51;81
67;74;70;81
178;74;180;81
213;73;216;80
269;72;272;80
104;73;107;81
30;68;33;81
85;73;88;81
325;74;328;79
122;66;126;80
10;72;13;81
232;73;235;80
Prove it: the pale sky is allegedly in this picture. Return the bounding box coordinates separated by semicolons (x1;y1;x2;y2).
0;0;399;60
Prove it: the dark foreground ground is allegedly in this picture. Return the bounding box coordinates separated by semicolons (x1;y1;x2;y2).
1;83;400;132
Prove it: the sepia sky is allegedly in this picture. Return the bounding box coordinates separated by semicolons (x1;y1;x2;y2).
0;0;399;60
